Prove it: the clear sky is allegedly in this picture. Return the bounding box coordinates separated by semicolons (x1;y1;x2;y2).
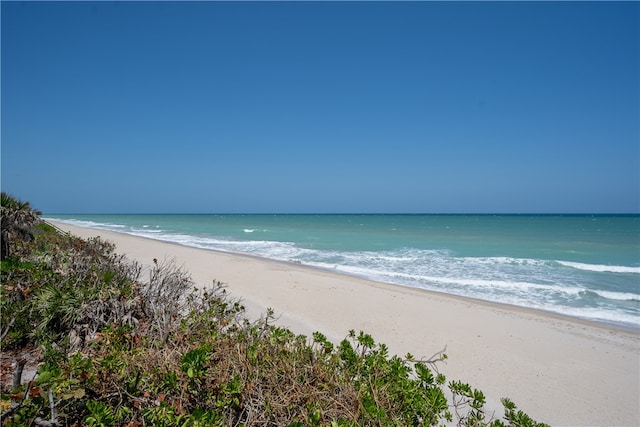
2;1;638;214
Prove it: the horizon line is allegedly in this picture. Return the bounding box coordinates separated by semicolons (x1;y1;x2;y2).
43;212;640;216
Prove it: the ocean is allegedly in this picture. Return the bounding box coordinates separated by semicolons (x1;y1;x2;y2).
46;214;640;329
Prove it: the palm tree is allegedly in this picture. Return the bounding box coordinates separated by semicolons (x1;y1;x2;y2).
1;192;42;260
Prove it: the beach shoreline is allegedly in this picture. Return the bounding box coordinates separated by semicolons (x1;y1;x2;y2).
45;218;638;335
47;219;640;426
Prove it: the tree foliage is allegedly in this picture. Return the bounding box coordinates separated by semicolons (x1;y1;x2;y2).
1;192;42;260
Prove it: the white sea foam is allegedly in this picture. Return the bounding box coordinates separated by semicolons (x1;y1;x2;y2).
125;230;303;261
48;218;126;230
326;262;639;325
593;290;640;301
132;228;163;233
557;261;640;274
537;306;640;328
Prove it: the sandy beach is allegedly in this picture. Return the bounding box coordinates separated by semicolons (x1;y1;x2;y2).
48;220;639;426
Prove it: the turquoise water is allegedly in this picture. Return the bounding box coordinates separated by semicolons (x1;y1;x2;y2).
47;214;640;328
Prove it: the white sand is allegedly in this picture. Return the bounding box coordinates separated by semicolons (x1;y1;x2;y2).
49;220;639;426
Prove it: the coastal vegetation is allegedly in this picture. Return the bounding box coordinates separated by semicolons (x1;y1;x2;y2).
1;193;547;426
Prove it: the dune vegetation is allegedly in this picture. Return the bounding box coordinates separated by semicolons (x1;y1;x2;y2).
1;193;546;426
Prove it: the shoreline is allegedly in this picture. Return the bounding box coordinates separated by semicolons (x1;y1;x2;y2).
47;219;640;426
46;219;638;334
240;250;640;334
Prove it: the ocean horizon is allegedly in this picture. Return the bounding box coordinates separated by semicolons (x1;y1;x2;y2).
46;214;640;330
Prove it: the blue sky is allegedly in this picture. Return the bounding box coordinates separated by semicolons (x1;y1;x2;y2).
2;1;638;214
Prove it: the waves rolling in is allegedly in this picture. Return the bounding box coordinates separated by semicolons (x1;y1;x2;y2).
48;215;640;329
